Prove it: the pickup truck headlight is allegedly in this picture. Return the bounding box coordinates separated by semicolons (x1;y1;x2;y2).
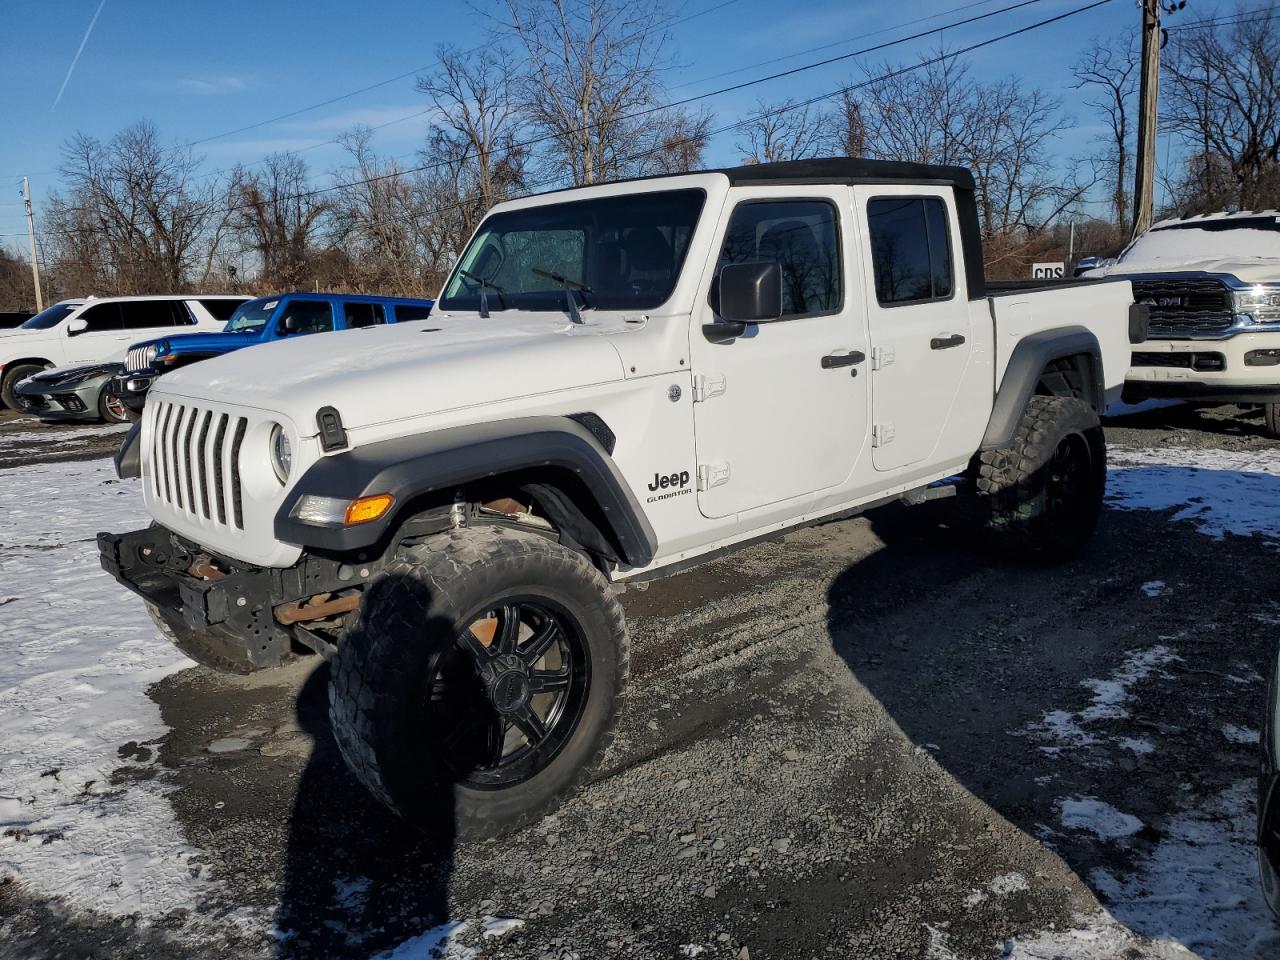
142;344;160;368
269;423;292;484
1234;284;1280;328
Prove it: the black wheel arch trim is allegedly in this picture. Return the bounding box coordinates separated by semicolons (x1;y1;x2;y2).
274;416;658;567
980;326;1104;451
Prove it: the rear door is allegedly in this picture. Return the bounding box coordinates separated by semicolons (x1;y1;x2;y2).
854;187;974;472
689;187;870;520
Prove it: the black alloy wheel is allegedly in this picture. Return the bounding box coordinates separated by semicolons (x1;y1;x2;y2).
430;599;590;788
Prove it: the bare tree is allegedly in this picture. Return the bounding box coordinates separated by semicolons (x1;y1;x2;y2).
229;152;328;290
1163;10;1280;211
846;53;1088;273
44;121;227;294
1073;36;1138;232
643;108;714;174
0;248;36;311
329;128;448;297
417;44;527;223
498;0;680;185
736;99;833;165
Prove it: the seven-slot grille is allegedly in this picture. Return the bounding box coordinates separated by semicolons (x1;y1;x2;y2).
147;398;247;531
126;345;153;373
1131;277;1234;337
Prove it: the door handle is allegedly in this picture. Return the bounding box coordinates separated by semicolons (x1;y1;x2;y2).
930;334;966;350
820;350;866;369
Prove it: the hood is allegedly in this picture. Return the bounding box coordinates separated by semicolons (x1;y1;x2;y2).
134;330;260;354
1088;256;1280;285
16;361;122;394
157;312;632;434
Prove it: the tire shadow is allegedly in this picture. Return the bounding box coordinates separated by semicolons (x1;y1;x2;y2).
824;491;1279;955
272;573;462;958
272;662;456;959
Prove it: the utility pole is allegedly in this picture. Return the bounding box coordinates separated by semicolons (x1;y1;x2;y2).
22;177;43;312
1132;1;1185;239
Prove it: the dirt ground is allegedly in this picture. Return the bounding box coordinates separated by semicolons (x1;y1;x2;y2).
1;403;1278;959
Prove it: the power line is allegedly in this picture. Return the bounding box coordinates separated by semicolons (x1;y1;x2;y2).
189;0;745;148
36;0;1110;246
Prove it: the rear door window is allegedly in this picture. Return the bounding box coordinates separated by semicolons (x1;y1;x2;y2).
866;197;954;305
277;300;334;336
344;302;387;329
120;300;189;329
393;304;433;322
197;298;244;322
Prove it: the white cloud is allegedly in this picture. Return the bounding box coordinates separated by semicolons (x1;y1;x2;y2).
179;75;248;95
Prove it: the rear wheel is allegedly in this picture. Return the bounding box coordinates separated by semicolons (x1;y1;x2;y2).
1;363;45;411
329;526;627;838
973;396;1106;562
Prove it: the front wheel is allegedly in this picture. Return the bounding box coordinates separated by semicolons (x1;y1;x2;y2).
328;526;628;839
1264;403;1280;440
972;395;1106;562
1;363;45;411
98;385;130;424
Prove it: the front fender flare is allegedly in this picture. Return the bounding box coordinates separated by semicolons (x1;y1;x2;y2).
274;416;657;567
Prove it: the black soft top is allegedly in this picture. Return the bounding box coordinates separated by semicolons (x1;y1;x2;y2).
711;157;976;191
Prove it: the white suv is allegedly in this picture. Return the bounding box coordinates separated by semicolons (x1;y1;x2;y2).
1084;211;1280;433
0;295;245;410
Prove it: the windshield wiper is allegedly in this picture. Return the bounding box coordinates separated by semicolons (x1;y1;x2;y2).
458;268;507;318
531;267;591;324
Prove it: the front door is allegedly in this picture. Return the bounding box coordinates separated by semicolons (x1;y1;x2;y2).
689;187;869;520
853;187;974;472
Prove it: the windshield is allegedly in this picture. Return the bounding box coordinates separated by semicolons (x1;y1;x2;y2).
224;297;278;334
439;189;706;313
19;302;77;330
1120;216;1280;266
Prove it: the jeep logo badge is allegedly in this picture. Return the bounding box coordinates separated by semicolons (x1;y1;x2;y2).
646;469;692;503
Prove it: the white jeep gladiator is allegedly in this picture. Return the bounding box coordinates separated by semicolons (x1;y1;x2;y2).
99;159;1146;836
1083;211;1280;434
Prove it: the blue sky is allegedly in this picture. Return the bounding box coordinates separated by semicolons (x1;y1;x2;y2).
0;0;1158;249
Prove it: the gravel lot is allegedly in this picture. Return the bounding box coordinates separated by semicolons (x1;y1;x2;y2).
1;403;1279;960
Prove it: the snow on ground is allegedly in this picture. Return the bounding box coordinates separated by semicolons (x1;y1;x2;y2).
1002;447;1280;959
0;458;211;916
1108;447;1280;544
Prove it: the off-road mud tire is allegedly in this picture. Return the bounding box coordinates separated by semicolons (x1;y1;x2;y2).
973;395;1106;562
329;525;628;839
1;363;45;411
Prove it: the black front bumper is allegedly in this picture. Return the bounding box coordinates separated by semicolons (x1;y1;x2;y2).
98;525;363;672
108;372;151;414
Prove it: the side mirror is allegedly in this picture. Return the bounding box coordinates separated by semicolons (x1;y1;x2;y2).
280;313;301;334
719;261;782;324
66;317;88;336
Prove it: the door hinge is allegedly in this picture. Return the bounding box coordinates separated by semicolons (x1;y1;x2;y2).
696;461;731;490
872;422;896;448
871;346;895;370
693;373;727;403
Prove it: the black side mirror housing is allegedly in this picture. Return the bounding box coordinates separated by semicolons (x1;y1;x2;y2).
719;260;782;324
280;313;301;334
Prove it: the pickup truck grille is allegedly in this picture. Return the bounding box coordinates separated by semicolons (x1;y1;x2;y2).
147;398;247;531
126;346;152;373
1131;277;1234;337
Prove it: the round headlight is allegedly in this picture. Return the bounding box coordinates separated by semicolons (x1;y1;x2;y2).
269;424;292;483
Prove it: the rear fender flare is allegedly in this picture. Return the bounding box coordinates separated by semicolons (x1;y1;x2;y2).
980;326;1103;451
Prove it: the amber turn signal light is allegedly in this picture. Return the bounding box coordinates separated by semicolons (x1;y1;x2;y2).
344;493;394;525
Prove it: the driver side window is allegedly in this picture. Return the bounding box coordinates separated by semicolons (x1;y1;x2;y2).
712;199;843;320
75;302;124;332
